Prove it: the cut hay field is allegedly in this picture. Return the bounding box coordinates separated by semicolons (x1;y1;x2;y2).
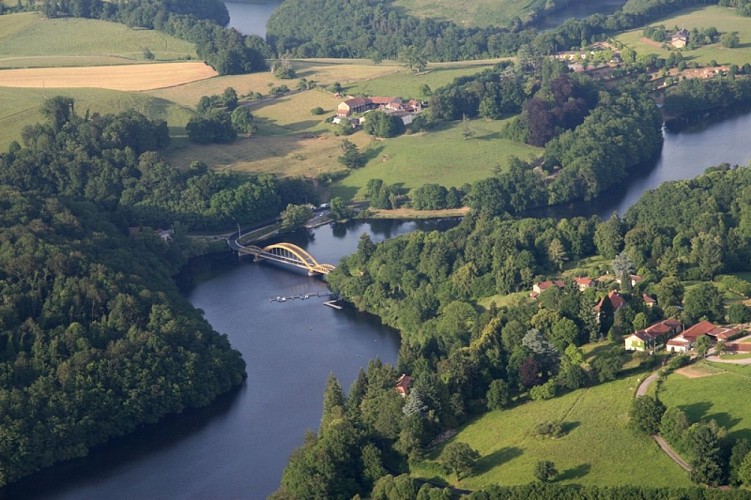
330;118;541;199
344;60;502;100
0;87;193;150
657;361;751;440
147;59;401;107
393;0;544;27
0;62;218;91
615;6;751;66
0;13;197;68
412;377;693;489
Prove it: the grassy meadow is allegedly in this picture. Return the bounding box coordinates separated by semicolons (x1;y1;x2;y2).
657;361;751;441
615;6;751;66
330;119;541;199
0;12;196;68
412;376;692;489
0;87;193;150
392;0;543;27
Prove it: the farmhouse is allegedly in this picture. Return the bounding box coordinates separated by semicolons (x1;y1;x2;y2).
595;290;626;313
575;277;594;291
671;28;689;48
533;280;566;295
642;293;656;308
624;318;682;352
667;320;715;352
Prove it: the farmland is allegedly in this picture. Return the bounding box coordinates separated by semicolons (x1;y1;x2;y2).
392;0;546;27
0;13;197;68
412;376;693;489
615;6;751;66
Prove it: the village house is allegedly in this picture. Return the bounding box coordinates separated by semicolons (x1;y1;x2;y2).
642;293;656;308
615;274;643;288
395;374;413;397
624;318;682;352
595;290;626;314
667;320;715;352
575;276;594;291
671;28;689;48
532;280;566;296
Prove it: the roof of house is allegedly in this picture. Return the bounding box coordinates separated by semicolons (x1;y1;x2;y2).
341;97;370;108
682;320;716;340
575;277;593;287
634;318;682;340
662;318;682;329
708;325;742;341
627;332;650;342
642;293;656;304
595;291;625;312
395;374;413;394
537;280;566;291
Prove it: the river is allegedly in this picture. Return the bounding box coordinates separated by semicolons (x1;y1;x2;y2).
224;0;281;36
535;0;627;30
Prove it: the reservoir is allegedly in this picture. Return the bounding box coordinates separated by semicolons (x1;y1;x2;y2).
535;0;627;30
224;1;282;36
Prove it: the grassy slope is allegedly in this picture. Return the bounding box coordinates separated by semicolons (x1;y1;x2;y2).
392;0;543;27
412;377;693;489
615;6;751;66
657;361;751;441
0;12;196;68
0;87;193;149
331;119;541;199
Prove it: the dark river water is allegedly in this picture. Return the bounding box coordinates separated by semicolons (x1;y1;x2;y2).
224;1;281;36
535;0;627;30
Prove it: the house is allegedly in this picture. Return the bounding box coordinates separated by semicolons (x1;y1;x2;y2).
671;28;689;48
336;96;403;117
616;274;643;288
532;280;566;295
642;293;656;308
575;277;594;291
708;325;743;342
395;374;413;397
625;318;682;352
595;290;626;313
666;320;715;352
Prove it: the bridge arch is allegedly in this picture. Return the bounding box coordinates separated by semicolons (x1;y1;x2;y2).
261;242;336;275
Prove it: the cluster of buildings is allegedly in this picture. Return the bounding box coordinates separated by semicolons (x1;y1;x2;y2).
334;96;424;127
625;319;746;354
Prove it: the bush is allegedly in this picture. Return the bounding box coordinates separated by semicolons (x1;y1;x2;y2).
311;107;325;115
629;395;666;435
534;420;564;439
533;460;558;482
529;380;556;401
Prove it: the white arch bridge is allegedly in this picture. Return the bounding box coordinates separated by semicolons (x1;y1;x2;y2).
232;241;336;276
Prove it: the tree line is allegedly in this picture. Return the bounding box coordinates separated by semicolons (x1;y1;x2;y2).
3;97;316;231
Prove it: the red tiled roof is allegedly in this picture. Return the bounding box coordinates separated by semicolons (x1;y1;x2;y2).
642;293;656;304
575;277;593;287
682;320;716;340
667;336;690;346
395;374;412;395
628;331;651;342
662;318;682;329
708;326;742;341
342;97;369;107
595;291;625;312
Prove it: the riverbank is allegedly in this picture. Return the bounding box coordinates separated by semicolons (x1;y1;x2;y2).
365;206;471;219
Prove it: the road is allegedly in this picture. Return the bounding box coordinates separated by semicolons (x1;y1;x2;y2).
635;370;691;471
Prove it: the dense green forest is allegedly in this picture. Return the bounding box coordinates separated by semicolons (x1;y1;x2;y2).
266;0;712;61
277;165;751;498
2;97;315;231
0;187;246;486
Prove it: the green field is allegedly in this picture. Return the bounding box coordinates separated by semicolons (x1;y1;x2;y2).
615;6;751;66
392;0;544;27
412;377;692;489
0;87;193;150
344;60;502;99
0;12;196;68
330;119;541;199
657;361;751;441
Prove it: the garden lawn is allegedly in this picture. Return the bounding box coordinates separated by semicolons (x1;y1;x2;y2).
330;119;541;199
657;361;751;441
412;377;692;489
0;87;193;150
0;13;196;68
345;60;503;100
614;6;751;66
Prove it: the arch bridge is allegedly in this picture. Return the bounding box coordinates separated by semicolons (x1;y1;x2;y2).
235;242;336;276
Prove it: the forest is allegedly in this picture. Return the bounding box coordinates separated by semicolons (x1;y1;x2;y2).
277;165;751;498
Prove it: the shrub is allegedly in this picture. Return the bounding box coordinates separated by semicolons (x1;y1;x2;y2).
311;107;325;115
535;420;564;439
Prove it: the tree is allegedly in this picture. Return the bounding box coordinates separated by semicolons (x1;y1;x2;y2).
280;203;312;232
533;460;558;482
398;45;427;73
612;251;634;291
720;31;740;48
338;139;366;169
441;442;480;480
727;303;751;324
548;238;567;270
364;111;404;138
330;197;353;221
684;283;724;322
222;87;239;111
321;374;346;431
660;406;689;446
695;335;711;358
591;346;622;382
629;395;666;435
142;47;155;60
486;379;510;410
739;451;751;487
655;276;684;307
41;96;76;131
231;106;255;134
687;421;727;486
594;213;624;259
632;312;649;332
729;439;751;485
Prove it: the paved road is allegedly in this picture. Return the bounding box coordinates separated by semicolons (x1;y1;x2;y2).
635;370;692;471
706;355;751;365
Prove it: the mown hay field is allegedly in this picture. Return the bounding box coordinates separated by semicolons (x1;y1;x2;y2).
615;6;751;66
0;12;197;68
0;87;193;149
412;377;693;489
0;62;218;91
393;0;543;27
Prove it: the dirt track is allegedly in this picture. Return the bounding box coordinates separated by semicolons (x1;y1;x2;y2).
0;62;217;91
